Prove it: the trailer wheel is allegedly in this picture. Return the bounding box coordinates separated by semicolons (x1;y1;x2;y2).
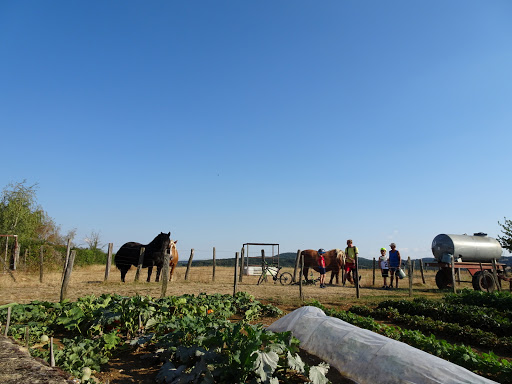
435;269;452;289
472;271;496;292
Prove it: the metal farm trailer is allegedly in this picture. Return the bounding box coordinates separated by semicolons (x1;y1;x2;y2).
425;233;511;292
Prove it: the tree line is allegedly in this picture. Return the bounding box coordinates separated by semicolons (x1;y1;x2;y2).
0;180;108;269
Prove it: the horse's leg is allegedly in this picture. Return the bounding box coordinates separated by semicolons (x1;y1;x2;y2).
121;269;127;283
147;266;153;282
155;266;161;283
303;267;309;282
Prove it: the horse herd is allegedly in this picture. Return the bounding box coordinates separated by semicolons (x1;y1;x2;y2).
114;232;179;282
114;232;346;284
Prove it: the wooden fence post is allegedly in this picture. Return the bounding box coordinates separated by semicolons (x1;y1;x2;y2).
419;259;426;284
60;250;76;302
185;249;194;281
104;243;113;281
299;253;304;301
134;247;145;282
492;259;501;292
4;236;8;270
293;249;301;283
261;249;265;270
355;254;360;299
160;251;170;298
372;257;376;286
233;252;239;296
408;256;413;297
451;255;456;294
39;245;44;283
212;247;216;282
239;246;244;282
61;239;71;283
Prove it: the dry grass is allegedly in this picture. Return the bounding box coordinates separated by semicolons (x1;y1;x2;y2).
0;264;473;310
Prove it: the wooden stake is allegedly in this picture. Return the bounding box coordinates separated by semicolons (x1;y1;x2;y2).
451;255;456;294
293;250;301;283
355;253;360;299
60;250;76;302
25;326;29;348
233;252;239;296
4;307;11;336
239;247;244;282
50;337;55;367
61;238;71;283
372;257;376;286
185;249;194;281
299;254;304;301
160;251;170;298
408;257;413;297
104;242;113;281
419;259;426;284
39;245;44;283
492;259;501;292
212;247;216;282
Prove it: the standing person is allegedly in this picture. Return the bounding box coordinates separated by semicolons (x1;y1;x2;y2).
344;240;358;285
378;248;390;289
318;249;327;288
388;243;402;289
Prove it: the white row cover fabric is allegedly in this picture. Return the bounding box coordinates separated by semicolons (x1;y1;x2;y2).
267;306;498;384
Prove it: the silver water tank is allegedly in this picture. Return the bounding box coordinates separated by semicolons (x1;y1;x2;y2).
431;233;503;262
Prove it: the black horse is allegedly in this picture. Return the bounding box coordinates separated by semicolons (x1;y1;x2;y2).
114;232;171;282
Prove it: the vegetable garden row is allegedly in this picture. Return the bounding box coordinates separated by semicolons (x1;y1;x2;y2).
2;289;512;383
311;289;512;383
0;292;331;384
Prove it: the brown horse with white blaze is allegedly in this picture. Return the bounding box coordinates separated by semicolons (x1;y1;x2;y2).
300;249;344;284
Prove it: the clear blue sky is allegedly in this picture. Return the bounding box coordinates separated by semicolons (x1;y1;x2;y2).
1;1;511;260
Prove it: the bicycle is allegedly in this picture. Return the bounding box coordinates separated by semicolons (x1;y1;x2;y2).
257;263;293;285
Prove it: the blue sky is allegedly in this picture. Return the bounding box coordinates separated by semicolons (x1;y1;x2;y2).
1;1;511;260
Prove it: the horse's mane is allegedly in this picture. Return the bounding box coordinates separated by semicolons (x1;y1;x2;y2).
334;248;345;262
146;232;171;252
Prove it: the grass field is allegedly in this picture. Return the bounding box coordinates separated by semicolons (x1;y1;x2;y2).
0;263;460;310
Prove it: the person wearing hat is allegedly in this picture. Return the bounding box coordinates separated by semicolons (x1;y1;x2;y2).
317;249;327;288
378;247;390;289
344;240;359;285
388;243;402;289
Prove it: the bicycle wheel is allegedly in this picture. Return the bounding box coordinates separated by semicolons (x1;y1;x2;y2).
279;272;293;285
257;272;267;285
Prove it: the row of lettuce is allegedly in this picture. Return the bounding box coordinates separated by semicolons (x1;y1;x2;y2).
310;289;512;383
0;292;330;384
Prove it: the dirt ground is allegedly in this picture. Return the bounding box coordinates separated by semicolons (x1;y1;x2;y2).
0;264;454;383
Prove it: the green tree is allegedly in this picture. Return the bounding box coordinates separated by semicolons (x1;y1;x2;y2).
498;217;512;253
0;180;40;240
0;180;65;244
